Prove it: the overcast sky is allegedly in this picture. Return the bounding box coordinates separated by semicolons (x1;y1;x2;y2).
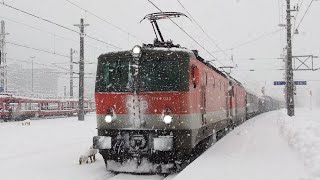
1;0;319;101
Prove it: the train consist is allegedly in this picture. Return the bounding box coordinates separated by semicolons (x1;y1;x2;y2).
0;94;95;121
93;12;283;173
246;92;283;119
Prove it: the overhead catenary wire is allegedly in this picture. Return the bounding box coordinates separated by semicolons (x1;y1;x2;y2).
176;0;241;77
0;15;111;52
220;57;283;61
1;2;79;34
146;0;264;86
7;39;100;64
233;29;282;51
64;0;147;44
7;57;97;75
292;0;305;32
292;0;314;38
0;15;75;42
277;0;286;49
85;34;120;49
6;41;70;58
176;0;287;87
7;57;73;74
146;0;219;63
0;1;122;49
236;69;285;72
175;0;285;87
176;0;231;61
209;29;282;54
6;68;68;75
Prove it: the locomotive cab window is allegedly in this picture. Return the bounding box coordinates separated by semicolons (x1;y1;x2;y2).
191;65;197;88
96;51;189;92
101;60;130;90
140;60;180;90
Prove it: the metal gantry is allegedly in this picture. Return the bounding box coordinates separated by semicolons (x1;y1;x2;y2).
293;55;319;71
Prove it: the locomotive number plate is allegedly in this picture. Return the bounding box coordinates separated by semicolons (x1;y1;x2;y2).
151;97;172;101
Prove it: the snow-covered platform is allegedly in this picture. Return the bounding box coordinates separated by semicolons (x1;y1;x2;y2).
0;114;174;180
175;109;320;180
0;114;113;180
1;109;319;180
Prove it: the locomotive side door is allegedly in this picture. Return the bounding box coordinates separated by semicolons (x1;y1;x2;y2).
228;81;234;119
200;73;207;126
226;91;230;118
234;87;238;122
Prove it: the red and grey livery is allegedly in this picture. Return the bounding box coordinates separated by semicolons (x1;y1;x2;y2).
93;12;282;174
92;45;256;173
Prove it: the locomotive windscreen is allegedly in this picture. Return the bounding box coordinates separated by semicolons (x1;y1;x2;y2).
96;50;190;92
101;60;130;90
140;60;180;91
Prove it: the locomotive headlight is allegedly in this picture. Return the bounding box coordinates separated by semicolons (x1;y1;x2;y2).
104;115;113;123
104;108;116;123
163;115;173;124
132;45;142;58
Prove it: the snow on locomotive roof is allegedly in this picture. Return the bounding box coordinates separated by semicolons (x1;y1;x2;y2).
149;47;194;54
98;46;193;57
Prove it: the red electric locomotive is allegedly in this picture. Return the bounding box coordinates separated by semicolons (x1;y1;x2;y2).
93;12;247;173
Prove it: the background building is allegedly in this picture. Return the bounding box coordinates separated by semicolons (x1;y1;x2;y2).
7;64;58;97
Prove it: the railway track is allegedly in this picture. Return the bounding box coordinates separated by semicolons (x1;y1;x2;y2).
107;173;177;180
102;134;218;180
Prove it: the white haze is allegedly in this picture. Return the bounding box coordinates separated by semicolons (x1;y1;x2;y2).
1;0;319;106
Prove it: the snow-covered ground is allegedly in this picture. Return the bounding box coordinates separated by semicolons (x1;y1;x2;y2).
175;108;320;180
1;109;319;180
0;114;112;180
279;108;320;179
0;114;174;180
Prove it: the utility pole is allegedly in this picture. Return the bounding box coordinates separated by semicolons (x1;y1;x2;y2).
74;18;89;121
70;48;76;98
64;86;67;98
286;0;295;116
0;20;9;93
30;56;35;96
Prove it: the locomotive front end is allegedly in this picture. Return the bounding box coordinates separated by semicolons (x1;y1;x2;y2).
93;45;192;173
